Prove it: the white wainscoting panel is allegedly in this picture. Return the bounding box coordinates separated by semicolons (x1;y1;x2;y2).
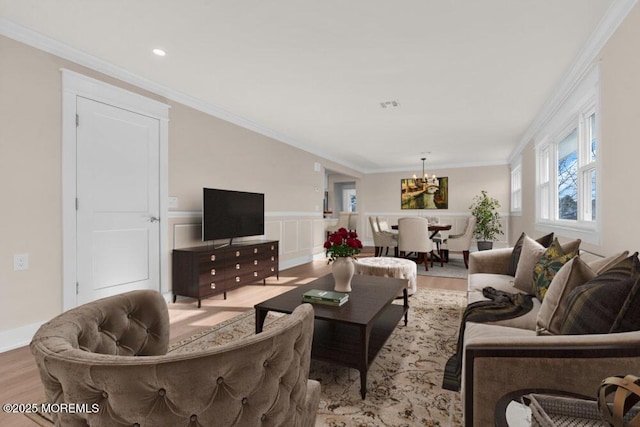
282;220;299;254
173;222;202;249
298;219;313;251
264;221;281;243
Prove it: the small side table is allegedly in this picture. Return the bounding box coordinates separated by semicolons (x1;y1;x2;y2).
354;257;417;296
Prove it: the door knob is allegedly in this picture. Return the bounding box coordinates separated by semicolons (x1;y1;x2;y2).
149;216;160;223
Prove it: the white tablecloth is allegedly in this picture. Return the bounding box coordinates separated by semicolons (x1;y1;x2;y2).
354;257;417;296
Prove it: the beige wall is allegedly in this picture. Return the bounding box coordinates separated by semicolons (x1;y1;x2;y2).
169;102;326;212
596;3;640;255
1;36;66;337
511;3;640;255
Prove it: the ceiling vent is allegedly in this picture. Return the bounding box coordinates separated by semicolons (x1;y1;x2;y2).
380;100;400;108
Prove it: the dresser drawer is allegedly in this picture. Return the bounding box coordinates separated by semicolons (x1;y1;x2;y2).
199;280;224;296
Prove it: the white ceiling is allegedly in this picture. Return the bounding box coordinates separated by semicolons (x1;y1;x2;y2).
0;0;620;173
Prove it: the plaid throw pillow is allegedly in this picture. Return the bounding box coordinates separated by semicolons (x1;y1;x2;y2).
536;256;596;335
560;253;640;335
612;276;640;333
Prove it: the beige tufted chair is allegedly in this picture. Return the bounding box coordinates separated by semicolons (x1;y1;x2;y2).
439;216;476;268
369;216;398;257
30;290;320;427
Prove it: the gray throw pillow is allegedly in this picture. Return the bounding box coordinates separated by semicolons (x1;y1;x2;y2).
513;236;546;293
508;232;554;277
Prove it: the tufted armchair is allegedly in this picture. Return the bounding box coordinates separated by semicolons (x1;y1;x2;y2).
30;290;320;427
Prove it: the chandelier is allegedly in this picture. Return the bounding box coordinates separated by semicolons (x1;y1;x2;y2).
413;157;439;189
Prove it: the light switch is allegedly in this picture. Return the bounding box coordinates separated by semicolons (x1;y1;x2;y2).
14;253;29;271
168;197;178;208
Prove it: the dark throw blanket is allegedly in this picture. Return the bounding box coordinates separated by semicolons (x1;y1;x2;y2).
442;287;534;391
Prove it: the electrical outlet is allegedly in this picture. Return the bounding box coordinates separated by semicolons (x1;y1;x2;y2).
14;253;29;271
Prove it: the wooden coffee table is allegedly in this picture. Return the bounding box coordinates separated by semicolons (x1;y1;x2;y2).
254;274;409;399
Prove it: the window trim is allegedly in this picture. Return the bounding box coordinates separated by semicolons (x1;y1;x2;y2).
510;158;522;215
534;65;601;244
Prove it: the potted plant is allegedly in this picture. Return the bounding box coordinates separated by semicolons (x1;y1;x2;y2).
469;190;503;251
324;228;363;292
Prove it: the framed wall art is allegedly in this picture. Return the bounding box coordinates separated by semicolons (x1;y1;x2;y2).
401;177;448;209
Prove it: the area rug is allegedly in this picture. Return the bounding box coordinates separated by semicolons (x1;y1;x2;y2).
417;257;469;280
27;289;466;427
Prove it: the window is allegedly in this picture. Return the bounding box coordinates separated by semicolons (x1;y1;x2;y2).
536;105;598;239
510;160;522;213
557;128;578;220
343;188;357;212
535;65;599;243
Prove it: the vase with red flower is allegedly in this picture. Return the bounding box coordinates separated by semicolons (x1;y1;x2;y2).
324;227;363;292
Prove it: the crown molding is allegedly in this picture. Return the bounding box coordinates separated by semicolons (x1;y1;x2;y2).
0;17;366;172
368;159;510;175
508;0;639;163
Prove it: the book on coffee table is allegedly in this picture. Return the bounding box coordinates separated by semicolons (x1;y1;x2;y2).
301;296;348;306
302;289;349;305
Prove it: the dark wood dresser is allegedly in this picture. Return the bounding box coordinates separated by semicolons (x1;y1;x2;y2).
172;240;279;307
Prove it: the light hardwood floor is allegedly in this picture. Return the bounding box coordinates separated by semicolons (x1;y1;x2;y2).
0;247;466;427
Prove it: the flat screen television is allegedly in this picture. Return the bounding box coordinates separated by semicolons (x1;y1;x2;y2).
202;188;265;242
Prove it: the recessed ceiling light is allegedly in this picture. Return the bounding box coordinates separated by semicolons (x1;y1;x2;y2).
152;48;166;57
380;100;400;108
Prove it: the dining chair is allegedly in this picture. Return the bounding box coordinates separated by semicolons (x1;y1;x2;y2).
369;216;398;257
348;212;359;233
326;212;351;237
397;216;433;270
438;216;476;268
376;217;397;235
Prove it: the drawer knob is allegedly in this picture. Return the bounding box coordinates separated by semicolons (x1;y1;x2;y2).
210;283;216;289
210;255;216;261
271;267;275;272
254;248;258;254
271;256;275;261
211;269;216;275
235;251;240;257
254;260;258;265
271;245;275;250
236;263;240;270
254;271;258;277
235;276;240;282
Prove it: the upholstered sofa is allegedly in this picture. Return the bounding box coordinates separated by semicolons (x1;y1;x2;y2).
461;240;640;427
30;290;320;427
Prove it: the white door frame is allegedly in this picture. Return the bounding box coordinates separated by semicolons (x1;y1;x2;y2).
61;69;170;311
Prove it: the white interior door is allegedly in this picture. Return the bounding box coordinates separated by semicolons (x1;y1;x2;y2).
76;96;160;304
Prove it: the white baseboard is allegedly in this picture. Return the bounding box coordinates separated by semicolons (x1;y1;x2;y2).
0;321;45;353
